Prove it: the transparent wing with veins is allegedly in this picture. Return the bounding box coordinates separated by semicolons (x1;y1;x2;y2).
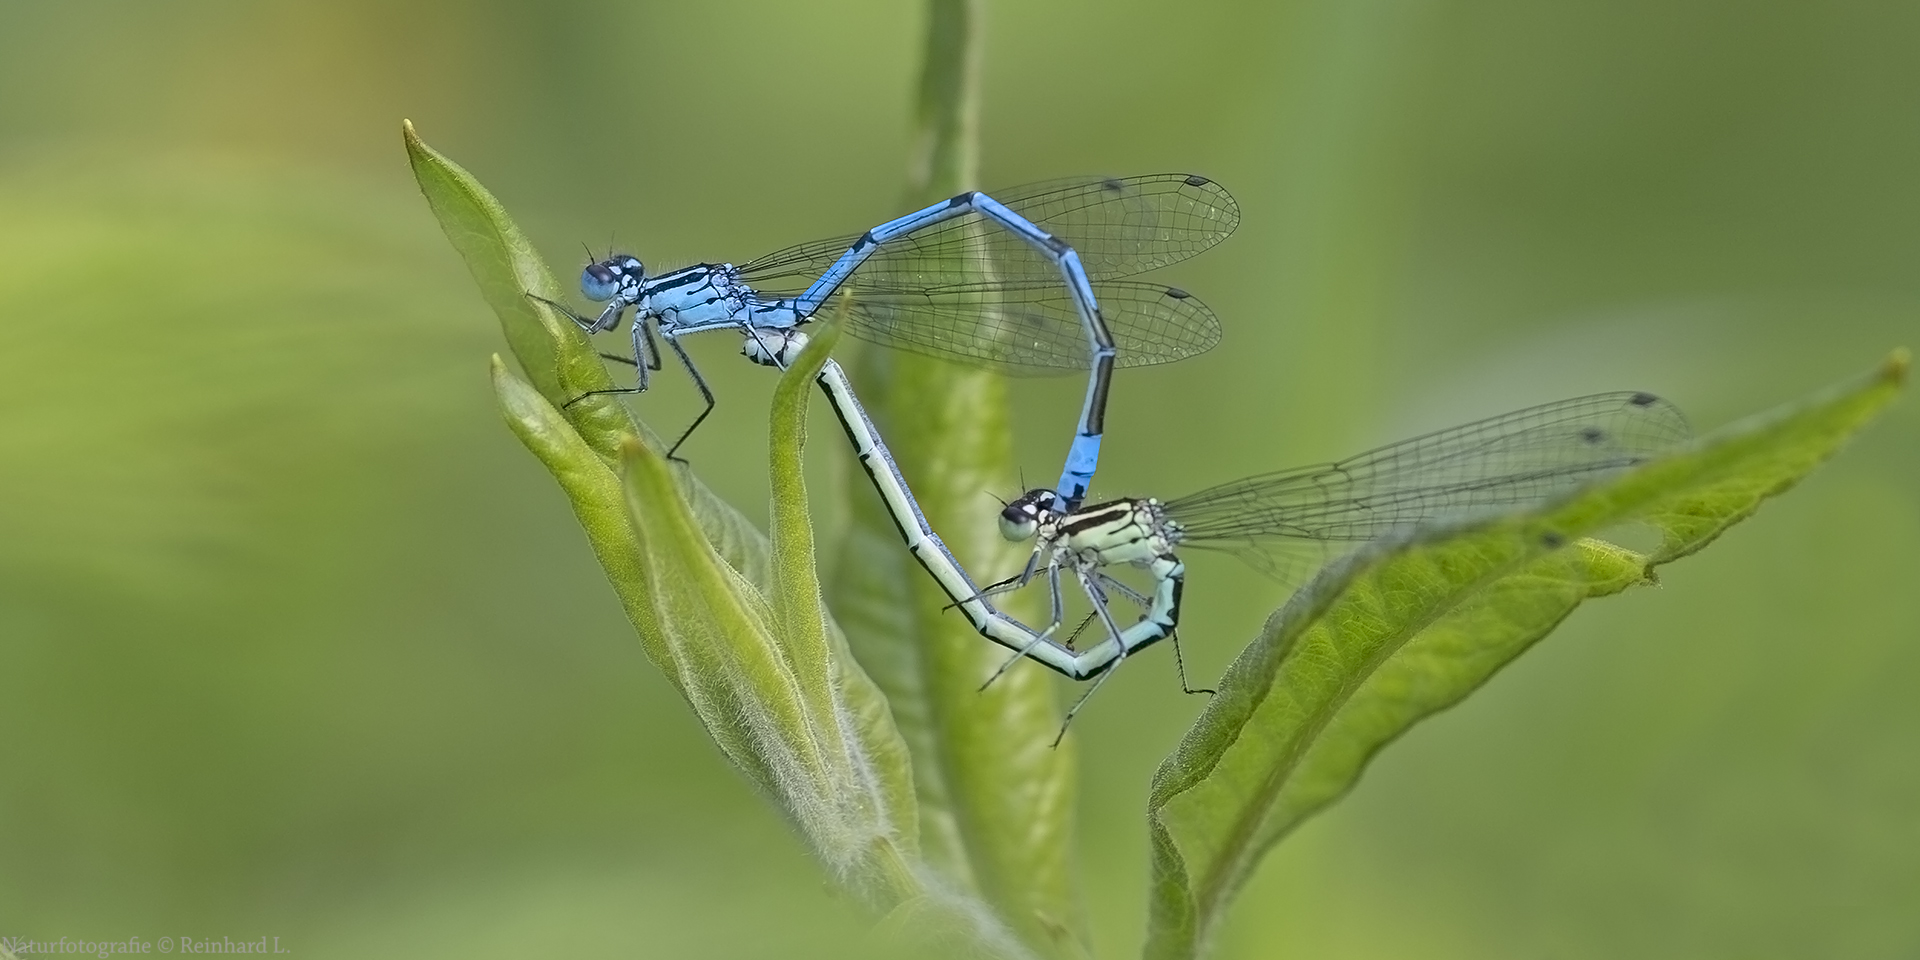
1165;393;1692;565
737;173;1239;291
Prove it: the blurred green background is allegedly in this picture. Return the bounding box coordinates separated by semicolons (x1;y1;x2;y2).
2;0;1915;956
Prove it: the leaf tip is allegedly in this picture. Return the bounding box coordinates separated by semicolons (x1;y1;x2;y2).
490;356;550;423
401;118;430;161
489;355;520;396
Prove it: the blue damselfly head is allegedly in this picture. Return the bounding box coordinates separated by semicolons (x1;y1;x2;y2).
998;489;1056;542
581;255;644;303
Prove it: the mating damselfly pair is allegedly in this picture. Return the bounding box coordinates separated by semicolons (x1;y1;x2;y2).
541;174;1691;735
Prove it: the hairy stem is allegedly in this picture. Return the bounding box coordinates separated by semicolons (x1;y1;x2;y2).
827;1;1088;955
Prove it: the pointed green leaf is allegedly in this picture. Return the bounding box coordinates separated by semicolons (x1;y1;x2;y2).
1143;352;1907;960
430;126;919;910
491;355;672;671
495;345;920;905
405;119;768;588
405;119;575;403
766;315;923;882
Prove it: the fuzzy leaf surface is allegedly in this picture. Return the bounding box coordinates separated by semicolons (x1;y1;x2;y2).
417;123;924;909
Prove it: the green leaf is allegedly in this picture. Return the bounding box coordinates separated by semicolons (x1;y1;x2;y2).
416;123;922;909
403;119;768;588
1142;351;1908;960
491;337;920;910
824;2;1085;954
403;119;574;403
765;316;923;886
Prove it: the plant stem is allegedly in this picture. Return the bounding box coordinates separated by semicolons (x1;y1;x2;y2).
908;0;982;197
827;1;1089;955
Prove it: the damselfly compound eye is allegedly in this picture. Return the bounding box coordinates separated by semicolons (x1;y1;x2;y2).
997;491;1052;542
998;507;1038;542
581;256;642;302
581;263;620;302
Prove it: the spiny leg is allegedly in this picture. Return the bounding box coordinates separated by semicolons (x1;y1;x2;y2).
988;546;1049;597
943;543;1046;612
524;294;658;408
979;558;1069;691
1052;649;1125;748
1091;571;1153;613
1046;566;1144;746
638;319;665;373
595;324;665;375
1081;566;1138;654
660;332;717;463
1169;632;1215;696
526;293;623;335
563;384;648;408
1061;610;1099;649
941;574;1021;612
